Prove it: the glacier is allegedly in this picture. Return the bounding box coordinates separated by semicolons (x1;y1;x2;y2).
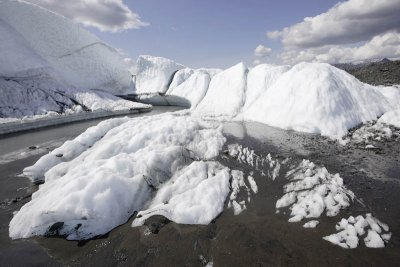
0;0;147;121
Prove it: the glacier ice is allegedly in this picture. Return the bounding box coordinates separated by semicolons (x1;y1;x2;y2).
10;114;227;240
0;0;132;95
133;55;184;94
195;63;247;118
0;0;148;120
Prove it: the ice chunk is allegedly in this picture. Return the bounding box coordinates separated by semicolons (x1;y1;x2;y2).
277;160;354;222
247;176;258;194
303;220;319;228
364;230;385;248
323;214;391;249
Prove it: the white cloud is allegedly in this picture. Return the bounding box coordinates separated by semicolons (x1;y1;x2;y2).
280;31;400;64
266;30;282;40
25;0;149;32
254;45;272;57
277;0;400;48
266;0;400;64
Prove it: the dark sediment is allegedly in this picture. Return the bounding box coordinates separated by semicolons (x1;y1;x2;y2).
335;59;400;86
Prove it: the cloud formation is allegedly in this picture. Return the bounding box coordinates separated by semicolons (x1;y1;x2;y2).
272;0;400;48
279;31;400;64
254;45;272;57
267;0;400;64
25;0;148;32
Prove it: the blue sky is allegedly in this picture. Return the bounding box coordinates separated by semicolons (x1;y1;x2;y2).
26;0;400;68
92;0;339;68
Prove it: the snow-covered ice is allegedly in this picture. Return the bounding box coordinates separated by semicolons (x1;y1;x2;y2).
195;63;247;118
323;214;391;249
0;0;133;95
133;55;184;94
242;64;289;111
243;63;390;137
11;114;228;240
378;109;400;128
166;70;212;108
0;0;148;121
132;161;230;226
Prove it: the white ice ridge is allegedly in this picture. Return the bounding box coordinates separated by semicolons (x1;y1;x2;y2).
323;214;391;249
276;160;354;222
10;114;227;240
227;144;282;180
134;55;397;138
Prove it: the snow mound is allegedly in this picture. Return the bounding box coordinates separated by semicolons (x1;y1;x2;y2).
11;114;226;240
323;214;391;249
242;63;390;137
134;55;184;94
195;63;247;118
276;159;354;222
242;64;289;111
0;0;132;95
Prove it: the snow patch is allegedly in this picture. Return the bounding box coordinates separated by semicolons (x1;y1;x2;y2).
323;214;391;249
